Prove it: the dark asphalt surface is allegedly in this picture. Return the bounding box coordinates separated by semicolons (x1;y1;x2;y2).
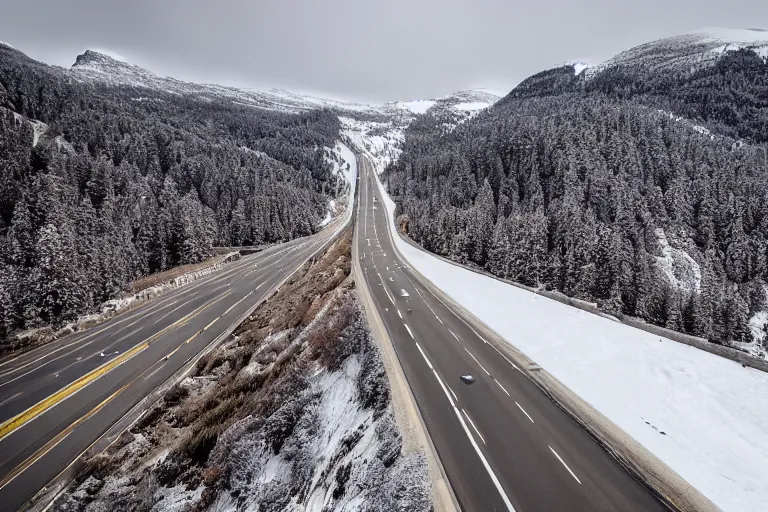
355;156;666;511
0;223;342;511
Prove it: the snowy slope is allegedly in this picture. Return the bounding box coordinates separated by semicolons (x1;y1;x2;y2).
586;28;768;79
372;170;768;512
321;142;358;227
68;49;499;168
69;50;500;122
70;50;381;114
341;90;499;173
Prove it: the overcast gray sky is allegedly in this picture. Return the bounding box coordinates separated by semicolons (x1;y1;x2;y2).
1;0;766;102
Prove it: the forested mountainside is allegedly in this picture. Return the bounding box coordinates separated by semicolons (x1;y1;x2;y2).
0;43;341;342
384;32;768;355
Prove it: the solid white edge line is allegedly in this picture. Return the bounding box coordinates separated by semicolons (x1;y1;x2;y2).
405;324;415;339
453;408;517;511
490;344;522;372
495;378;511;397
548;446;581;484
515;401;535;423
462;408;485;444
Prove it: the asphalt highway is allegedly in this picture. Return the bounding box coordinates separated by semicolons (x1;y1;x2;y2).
0;223;341;511
354;156;666;511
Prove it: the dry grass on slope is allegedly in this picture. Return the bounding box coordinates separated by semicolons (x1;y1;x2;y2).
53;229;428;512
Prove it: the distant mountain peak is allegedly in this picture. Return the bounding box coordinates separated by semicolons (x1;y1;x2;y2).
72;49;135;69
584;27;768;80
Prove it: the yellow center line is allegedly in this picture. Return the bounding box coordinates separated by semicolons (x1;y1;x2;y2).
0;240;331;492
0;343;148;443
0;290;232;443
0;381;132;490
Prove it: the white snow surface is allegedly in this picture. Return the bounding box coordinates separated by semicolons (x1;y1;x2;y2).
318;211;333;228
586;27;768;80
89;48;131;63
452;102;489;111
572;62;591;75
30;120;48;147
654;228;702;294
0;40;15;49
659;109;716;140
321;141;357;227
341;117;405;175
211;353;428;512
372;169;768;512
396;100;436;115
745;285;768;360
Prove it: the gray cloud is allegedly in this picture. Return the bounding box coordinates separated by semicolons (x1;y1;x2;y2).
1;0;766;102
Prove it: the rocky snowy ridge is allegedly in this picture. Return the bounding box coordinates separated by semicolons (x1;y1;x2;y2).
69;49;500;186
585;28;768;79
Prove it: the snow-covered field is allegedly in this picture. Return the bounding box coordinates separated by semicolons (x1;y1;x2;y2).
372;166;768;512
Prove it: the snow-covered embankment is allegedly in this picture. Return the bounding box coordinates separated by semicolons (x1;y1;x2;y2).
371;163;768;512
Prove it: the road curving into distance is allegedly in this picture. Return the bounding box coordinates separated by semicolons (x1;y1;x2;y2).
353;155;667;511
0;151;670;512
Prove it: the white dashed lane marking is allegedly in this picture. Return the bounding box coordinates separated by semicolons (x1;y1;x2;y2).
516;402;535;423
462;409;486;444
495;379;511;397
549;446;581;484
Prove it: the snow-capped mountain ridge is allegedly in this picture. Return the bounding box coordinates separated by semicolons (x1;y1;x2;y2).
586;27;768;79
66;47;500;180
69;49;500;119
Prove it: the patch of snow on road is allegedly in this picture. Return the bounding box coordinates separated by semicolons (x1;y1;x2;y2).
373;169;768;512
654;228;702;294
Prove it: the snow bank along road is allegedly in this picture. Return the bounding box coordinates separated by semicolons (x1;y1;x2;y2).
0;225;343;511
354;156;666;511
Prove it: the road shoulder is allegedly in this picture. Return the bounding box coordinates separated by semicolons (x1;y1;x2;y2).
352;207;459;512
371;166;719;512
